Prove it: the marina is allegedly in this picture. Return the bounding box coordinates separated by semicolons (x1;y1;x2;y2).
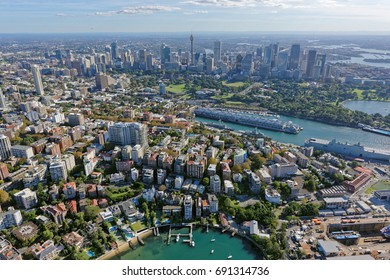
110;226;259;260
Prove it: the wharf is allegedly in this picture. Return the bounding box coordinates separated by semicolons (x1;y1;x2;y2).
167;224;193;245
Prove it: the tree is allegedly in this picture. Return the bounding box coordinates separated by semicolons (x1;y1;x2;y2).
42;229;54;240
201;177;210;186
0;190;10;204
84;205;100;222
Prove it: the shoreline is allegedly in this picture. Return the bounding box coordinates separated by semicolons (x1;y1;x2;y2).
98;223;262;260
98;229;154;260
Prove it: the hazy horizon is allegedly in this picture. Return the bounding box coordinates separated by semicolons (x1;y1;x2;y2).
0;0;389;34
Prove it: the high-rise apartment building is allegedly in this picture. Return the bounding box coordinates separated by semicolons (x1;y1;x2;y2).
0;88;6;109
0;134;11;161
32;65;44;95
108;122;147;147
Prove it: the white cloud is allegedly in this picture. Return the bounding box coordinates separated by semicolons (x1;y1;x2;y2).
57;5;181;17
183;10;209;14
182;0;259;8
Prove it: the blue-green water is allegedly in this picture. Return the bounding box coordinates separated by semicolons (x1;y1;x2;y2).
196;115;390;150
111;227;260;260
342;100;390;116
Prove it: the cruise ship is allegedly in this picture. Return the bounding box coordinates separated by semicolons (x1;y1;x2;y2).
195;108;302;134
305;138;390;162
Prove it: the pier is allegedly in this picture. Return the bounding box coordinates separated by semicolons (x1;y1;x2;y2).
137;236;145;246
167;224;193;245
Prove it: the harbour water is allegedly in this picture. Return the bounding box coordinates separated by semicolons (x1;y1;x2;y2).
342;100;390;117
110;227;260;260
196;115;390;150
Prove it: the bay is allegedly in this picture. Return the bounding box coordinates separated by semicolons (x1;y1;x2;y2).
196;115;390;150
111;227;260;260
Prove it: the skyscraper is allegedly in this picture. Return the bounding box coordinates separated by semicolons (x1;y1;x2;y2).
289;44;301;70
0;88;6;109
111;42;119;61
160;44;171;65
190;34;194;65
0;134;11;161
31;65;44;95
305;50;317;79
214;41;221;62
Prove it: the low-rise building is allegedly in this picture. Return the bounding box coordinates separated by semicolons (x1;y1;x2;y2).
323;196;350;209
265;187;281;205
63;182;77;200
41;203;67;225
0;237;22;260
28;240;64;260
62;232;84;249
12;222;39;241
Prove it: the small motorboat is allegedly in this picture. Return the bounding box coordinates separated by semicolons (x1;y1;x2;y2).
210;249;214;254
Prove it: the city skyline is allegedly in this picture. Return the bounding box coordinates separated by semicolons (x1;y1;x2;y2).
0;0;390;34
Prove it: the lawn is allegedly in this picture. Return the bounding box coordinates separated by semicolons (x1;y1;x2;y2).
365;180;390;194
166;84;186;94
222;81;247;88
130;221;147;232
352;89;364;99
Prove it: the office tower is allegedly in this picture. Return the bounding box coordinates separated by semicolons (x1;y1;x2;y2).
214;41;221;62
108;122;147;147
190;34;194;65
0;134;11;160
264;45;272;64
55;50;62;61
242;54;254;74
111;41;118;61
206;57;214;73
271;43;279;68
0;88;6;109
146;54;153;70
277;51;289;71
316;54;327;77
138;49;146;65
160;44;171;65
256;47;263;59
289;44;301;70
306;50;317;79
31;65;44;95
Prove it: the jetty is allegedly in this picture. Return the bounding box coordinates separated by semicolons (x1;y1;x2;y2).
137;236;145;246
167;224;193;246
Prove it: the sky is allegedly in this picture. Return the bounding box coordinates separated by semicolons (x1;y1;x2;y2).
0;0;389;33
